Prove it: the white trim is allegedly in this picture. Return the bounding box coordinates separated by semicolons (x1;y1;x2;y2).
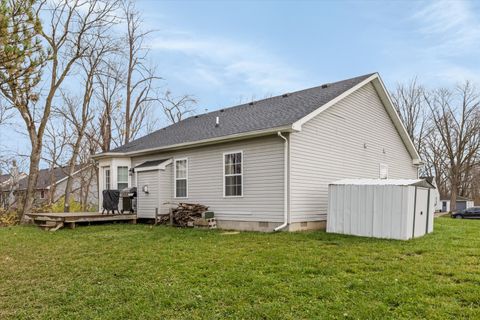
174;157;188;199
117;165;129;190
291;74;378;130
291;73;422;164
274;132;289;231
223;150;244;198
371;75;422;163
103;166;111;191
134;159;173;172
92;125;294;159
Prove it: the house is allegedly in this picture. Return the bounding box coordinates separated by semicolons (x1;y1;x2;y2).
439;197;475;212
1;165;98;210
0;171;27;209
92;73;421;231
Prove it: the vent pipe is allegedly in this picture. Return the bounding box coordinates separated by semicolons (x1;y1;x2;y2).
215;116;220;127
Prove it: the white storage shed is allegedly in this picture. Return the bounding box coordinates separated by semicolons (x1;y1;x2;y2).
327;179;435;240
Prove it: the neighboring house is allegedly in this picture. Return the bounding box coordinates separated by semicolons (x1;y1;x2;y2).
5;165;98;210
0;172;27;209
421;176;441;212
93;73;421;231
439;197;475;212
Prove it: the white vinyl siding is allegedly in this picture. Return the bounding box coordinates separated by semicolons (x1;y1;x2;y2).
117;166;129;190
290;82;418;222
223;151;243;197
131;135;284;222
174;158;188;198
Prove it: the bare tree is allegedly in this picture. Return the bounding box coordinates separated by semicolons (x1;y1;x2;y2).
121;0;161;144
95;60;124;152
58;29;116;212
0;101;14;126
160;90;197;124
43;119;70;204
391;78;429;154
425;83;480;211
9;0;119;218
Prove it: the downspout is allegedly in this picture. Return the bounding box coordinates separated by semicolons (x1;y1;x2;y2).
275;132;289;231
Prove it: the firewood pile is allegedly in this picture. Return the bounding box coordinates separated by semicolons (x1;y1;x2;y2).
158;203;209;227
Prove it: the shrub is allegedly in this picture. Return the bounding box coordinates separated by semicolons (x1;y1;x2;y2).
0;208;19;226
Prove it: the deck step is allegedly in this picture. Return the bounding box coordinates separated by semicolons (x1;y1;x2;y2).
35;220;58;227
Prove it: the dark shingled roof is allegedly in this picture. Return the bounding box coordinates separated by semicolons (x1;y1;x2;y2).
110;73;374;154
17;165;83;190
135;159;170;168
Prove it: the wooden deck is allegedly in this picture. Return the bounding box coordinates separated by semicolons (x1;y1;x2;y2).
27;212;137;231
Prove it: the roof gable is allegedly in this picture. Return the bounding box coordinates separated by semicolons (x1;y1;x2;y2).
95;72;420;163
292;73;421;162
17;164;88;190
105;73;374;155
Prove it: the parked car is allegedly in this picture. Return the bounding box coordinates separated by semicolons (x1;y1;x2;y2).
451;207;480;219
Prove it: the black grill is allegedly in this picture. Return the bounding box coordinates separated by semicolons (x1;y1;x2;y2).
120;187;137;214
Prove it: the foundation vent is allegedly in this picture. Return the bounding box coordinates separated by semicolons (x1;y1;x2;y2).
259;222;269;228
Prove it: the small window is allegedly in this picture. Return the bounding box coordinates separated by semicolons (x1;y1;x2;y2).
40;190;45;199
224;151;242;197
174;159;188;198
117;166;129;190
104;167;111;190
379;163;388;179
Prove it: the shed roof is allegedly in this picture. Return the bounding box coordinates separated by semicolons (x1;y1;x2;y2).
331;179;435;188
135;159;170;168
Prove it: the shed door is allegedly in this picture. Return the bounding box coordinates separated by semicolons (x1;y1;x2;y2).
413;187;429;238
136;170;159;218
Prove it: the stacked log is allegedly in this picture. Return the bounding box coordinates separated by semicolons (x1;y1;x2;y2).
158;203;209;227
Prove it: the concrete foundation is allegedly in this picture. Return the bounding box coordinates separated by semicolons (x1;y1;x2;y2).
216;220;327;232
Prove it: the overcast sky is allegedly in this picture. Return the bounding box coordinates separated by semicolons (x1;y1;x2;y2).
2;0;480;167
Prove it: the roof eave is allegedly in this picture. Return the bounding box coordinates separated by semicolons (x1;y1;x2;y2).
92;125;296;160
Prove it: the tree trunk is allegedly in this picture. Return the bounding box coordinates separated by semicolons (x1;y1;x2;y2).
20;142;42;220
450;172;458;212
63;139;83;212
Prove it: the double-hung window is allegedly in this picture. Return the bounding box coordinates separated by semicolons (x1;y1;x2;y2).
175;158;188;198
224;151;242;197
104;167;111;190
117;166;129;190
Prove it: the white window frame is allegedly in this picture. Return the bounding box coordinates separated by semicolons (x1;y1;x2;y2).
104;166;111;190
117;166;129;190
174;158;188;198
223;150;243;198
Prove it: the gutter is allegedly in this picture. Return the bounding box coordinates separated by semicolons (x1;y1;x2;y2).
92;125;296;160
274;131;289;232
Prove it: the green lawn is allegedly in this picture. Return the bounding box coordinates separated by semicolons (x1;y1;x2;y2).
0;218;479;319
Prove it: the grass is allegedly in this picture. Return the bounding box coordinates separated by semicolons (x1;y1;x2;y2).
0;218;479;319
